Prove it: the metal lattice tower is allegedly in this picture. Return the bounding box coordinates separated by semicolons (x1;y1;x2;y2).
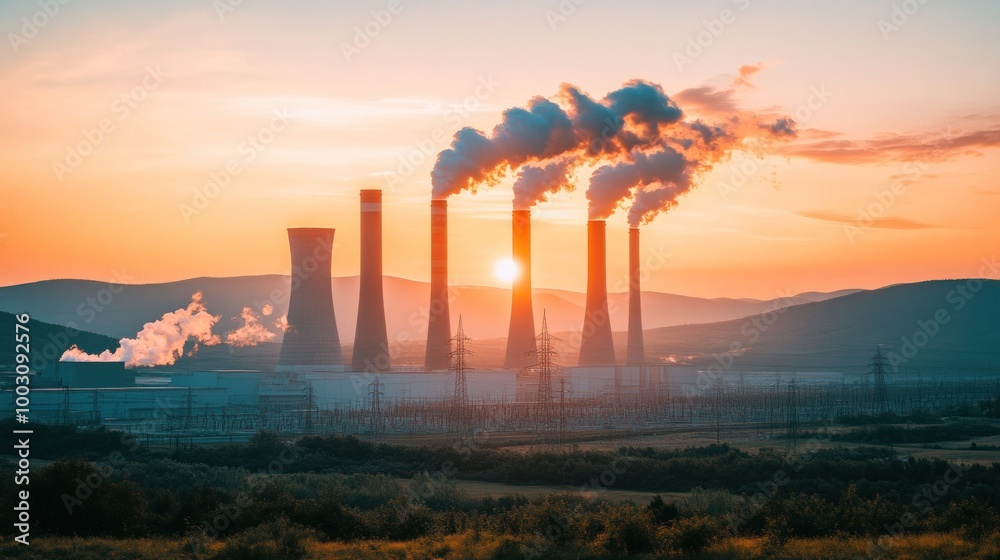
785;377;800;455
368;376;385;442
304;381;315;432
533;310;559;417
870;345;889;418
450;316;473;436
713;378;724;445
558;377;568;444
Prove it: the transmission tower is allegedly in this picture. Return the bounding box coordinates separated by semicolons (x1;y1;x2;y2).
713;377;724;445
531;310;560;440
870;345;889;419
450;315;473;436
558;377;568;444
368;376;385;442
304;381;315;432
785;376;800;455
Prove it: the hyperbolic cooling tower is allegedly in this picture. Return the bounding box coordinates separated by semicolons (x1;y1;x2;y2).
578;220;617;366
277;227;344;371
504;209;537;369
352;189;391;372
625;227;646;365
424;199;452;370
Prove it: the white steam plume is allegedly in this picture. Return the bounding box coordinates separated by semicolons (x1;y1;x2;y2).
60;292;221;367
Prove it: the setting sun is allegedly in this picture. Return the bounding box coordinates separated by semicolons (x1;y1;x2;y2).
494;258;519;283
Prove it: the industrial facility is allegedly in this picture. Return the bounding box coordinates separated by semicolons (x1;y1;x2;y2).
8;188;987;443
0;188;685;437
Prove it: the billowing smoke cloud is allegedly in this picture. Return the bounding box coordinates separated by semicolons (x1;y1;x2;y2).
609;114;797;226
605;80;683;138
431;97;575;198
587;148;690;220
61;292;220;367
512;157;575;209
225;306;277;347
628;184;684;226
433;80;683;206
432;75;796;222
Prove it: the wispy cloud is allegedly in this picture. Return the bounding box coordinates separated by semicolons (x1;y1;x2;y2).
674;86;740;115
785;127;1000;164
797;210;934;230
732;63;764;88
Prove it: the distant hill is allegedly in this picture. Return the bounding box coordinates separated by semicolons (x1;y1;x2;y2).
0;275;857;343
0;311;119;374
639;279;1000;373
4;280;993;375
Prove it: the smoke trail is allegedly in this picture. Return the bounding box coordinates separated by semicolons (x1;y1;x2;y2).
512;157;576;210
605;79;683;139
628;184;684;226
432;80;684;204
607;115;797;226
60;292;221;367
225;306;277;347
431;77;795;221
587;148;690;220
431;96;575;199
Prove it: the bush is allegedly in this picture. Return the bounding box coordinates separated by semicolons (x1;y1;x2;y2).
645;495;680;525
667;515;723;558
933;497;1000;540
211;517;316;560
597;506;658;554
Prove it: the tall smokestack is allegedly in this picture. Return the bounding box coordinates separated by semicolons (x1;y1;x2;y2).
504;210;537;369
353;190;391;372
578;220;616;365
278;228;344;371
425;199;452;370
625;227;645;365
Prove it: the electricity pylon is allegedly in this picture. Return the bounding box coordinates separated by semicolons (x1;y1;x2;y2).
450;315;473;436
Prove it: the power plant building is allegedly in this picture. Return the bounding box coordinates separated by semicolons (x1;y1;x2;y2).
277;227;345;372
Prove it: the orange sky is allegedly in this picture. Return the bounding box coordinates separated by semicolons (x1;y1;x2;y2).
1;1;999;299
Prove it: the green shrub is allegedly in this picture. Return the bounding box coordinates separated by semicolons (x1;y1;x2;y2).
211;517;316;560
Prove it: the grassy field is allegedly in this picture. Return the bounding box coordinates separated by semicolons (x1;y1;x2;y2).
494;421;1000;465
434;478;676;503
4;532;1000;560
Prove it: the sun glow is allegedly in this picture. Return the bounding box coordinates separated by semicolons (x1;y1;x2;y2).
494;258;519;283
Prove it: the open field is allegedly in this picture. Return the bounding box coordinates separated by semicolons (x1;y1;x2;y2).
4;532;1000;560
381;419;1000;466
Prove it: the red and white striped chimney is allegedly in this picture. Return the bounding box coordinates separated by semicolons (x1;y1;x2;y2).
625;227;645;365
504;209;537;369
578;219;616;365
352;189;390;372
424;199;452;370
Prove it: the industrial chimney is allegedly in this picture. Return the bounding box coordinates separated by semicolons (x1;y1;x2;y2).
625;227;645;365
504;209;537;369
278;228;344;371
352;189;391;372
578;219;616;366
424;199;452;370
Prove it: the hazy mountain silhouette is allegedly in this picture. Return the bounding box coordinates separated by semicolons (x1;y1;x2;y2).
638;279;1000;373
0;276;858;343
2;280;993;374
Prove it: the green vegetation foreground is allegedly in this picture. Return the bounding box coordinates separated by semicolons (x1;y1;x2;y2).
2;422;999;558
